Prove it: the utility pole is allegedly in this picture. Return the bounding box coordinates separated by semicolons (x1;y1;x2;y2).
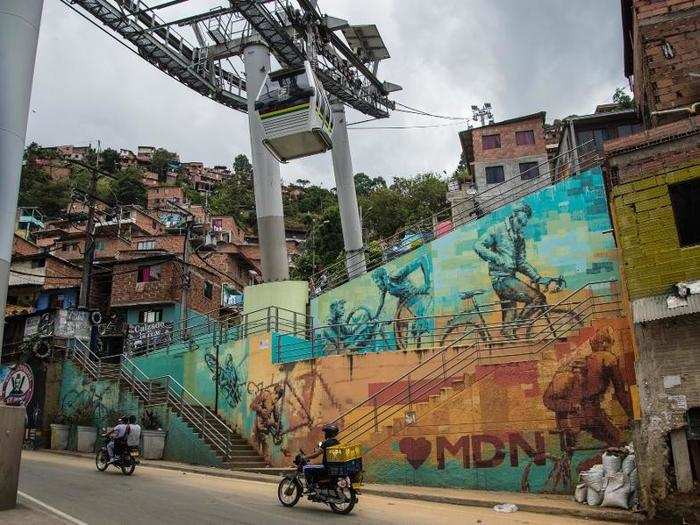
167;199;193;337
79;141;100;309
471;102;495;127
0;1;44;355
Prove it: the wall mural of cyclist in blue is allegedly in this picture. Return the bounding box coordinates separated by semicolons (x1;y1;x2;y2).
310;168;619;359
319;253;434;353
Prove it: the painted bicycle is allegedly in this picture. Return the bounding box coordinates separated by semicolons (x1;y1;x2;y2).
440;277;583;347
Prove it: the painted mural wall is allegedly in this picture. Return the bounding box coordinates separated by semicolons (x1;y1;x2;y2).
57;168;636;493
306;168;619;360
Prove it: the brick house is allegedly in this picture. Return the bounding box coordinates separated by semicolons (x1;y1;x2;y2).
604;0;700;514
457;112;549;214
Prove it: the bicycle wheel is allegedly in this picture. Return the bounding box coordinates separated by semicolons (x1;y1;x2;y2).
440;317;487;348
394;296;433;350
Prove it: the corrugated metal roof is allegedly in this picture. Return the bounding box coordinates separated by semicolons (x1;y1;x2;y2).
632;293;700;323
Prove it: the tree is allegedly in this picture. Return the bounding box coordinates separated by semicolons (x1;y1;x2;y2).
354;172;386;196
100;148;120;173
18;151;71;219
613;87;635;109
210;154;256;227
110;167;147;206
453;151;471;184
151;148;179;178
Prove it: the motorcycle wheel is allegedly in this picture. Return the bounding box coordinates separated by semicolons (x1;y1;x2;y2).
121;458;136;476
277;477;302;507
329;487;356;515
95;449;109;472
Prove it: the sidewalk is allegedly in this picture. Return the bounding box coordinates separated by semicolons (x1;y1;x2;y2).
1;502;69;525
39;449;643;523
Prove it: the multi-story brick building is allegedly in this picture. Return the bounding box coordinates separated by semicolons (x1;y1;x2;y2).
605;0;700;515
458;112;549;214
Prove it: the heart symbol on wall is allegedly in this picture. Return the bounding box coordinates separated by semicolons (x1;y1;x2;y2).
399;437;432;470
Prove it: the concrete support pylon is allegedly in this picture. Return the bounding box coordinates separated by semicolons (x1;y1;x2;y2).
243;42;289;282
0;1;44;355
331;102;366;278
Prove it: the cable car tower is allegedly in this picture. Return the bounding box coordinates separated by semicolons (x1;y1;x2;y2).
2;0;401;283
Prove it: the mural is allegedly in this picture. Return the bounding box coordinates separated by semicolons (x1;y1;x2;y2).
309;168;618;359
57;169;637;493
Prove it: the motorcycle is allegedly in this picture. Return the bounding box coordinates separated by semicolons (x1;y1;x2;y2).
95;434;140;475
277;448;362;515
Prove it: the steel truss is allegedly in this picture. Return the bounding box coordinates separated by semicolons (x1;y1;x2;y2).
67;0;396;118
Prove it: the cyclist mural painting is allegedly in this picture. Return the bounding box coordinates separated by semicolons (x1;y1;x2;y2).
319;253;434;353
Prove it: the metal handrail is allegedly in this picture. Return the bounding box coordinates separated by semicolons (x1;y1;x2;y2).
129;304;311;357
331;280;616;433
276;297;596;361
356;296;623;453
339;292;622;445
309;141;601;296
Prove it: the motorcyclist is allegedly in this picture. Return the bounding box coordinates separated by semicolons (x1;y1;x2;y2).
303;424;340;493
105;416;129;463
127;415;142;450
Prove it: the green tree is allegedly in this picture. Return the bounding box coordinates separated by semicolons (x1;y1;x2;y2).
150;148;179;179
613;87;635;109
18;146;71;219
110;167;147;206
210;154;256;227
354;172;386;196
100;148;120;173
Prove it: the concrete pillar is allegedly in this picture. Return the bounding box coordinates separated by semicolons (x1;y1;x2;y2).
331;102;366;278
670;428;694;492
0;405;26;510
0;0;44;356
243;42;289;282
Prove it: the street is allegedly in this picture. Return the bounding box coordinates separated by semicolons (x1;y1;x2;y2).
14;451;621;525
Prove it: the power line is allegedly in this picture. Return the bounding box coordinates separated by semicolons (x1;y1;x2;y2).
348;122;464;130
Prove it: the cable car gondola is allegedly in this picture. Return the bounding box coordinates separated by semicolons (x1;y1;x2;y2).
254;61;334;162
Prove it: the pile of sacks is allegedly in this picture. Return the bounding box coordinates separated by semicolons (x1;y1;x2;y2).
575;444;639;511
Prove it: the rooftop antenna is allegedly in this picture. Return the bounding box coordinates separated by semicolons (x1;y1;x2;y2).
471;102;495;126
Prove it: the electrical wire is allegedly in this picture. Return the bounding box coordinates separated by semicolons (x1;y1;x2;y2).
349;122;465;130
395;102;470;121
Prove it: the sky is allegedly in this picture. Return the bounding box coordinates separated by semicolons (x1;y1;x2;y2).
27;0;627;188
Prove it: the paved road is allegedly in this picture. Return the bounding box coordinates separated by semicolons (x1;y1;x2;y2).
18;451;616;525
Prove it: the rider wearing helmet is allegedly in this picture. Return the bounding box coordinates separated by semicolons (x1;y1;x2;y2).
303;424;340;492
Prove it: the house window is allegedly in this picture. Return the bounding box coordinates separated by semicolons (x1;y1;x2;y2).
519;162;540;180
669;178;700;247
515;130;536;146
137;264;161;283
94;240;106;251
212;219;223;231
137;240;156;250
482;134;501;150
204;281;213;299
30;258;46;269
138;309;163;323
485;165;505;184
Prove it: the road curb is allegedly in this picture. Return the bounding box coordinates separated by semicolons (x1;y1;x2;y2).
34;449;643;523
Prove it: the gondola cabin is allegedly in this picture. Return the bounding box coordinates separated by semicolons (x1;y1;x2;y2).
254;61;334;162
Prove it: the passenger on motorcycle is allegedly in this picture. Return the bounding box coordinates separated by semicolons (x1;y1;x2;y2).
303;423;339;493
126;415;141;448
106;416;129;463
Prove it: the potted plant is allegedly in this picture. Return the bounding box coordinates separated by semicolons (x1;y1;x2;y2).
73;403;97;453
140;409;166;460
50;412;71;450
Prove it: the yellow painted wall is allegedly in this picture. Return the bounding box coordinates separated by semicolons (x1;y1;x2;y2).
611;164;700;300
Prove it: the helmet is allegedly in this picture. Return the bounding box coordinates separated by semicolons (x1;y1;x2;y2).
322;423;339;439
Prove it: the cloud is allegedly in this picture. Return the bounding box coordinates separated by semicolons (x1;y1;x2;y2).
27;0;624;188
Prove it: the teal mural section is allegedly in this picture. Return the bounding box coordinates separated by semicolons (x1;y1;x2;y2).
307;168;618;361
58;359;223;466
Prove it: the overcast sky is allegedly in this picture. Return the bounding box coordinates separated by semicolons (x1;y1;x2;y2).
27;0;627;187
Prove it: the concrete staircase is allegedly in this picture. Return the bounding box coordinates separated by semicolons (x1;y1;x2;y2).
334;282;624;451
68;341;267;469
